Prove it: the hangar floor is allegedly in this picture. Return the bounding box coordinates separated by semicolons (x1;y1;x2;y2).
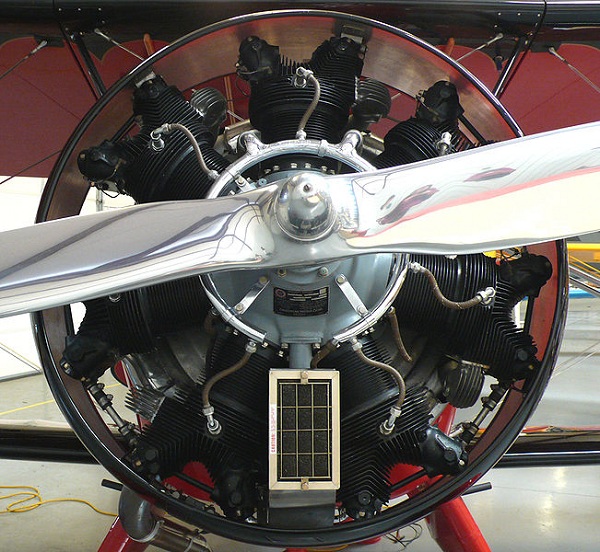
1;296;599;552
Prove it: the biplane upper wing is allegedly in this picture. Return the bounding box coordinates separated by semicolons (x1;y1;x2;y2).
0;0;599;182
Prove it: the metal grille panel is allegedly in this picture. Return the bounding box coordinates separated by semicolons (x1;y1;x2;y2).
278;380;333;480
269;370;340;490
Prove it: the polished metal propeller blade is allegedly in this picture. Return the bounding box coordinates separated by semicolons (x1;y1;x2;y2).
339;120;600;254
0;121;598;318
0;187;278;317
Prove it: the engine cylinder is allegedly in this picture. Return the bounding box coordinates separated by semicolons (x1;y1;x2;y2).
242;36;363;143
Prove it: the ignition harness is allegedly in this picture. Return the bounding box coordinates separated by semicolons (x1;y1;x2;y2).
202;340;257;435
150;122;220;180
351;338;407;435
386;306;413;363
310;340;338;369
293;67;322;139
408;262;496;309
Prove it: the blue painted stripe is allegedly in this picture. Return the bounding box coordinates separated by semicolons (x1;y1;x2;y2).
569;287;594;298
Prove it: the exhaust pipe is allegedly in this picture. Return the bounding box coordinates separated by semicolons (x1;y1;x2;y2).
119;487;212;552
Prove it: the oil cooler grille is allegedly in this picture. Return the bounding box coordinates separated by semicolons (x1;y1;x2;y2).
269;370;340;491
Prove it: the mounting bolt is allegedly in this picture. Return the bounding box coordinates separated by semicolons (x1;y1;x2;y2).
336;275;346;284
318;267;329;277
234;303;244;313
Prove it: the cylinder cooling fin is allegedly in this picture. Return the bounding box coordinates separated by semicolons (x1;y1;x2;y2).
239;35;364;144
35;10;565;549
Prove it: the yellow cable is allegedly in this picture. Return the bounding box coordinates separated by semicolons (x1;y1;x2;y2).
0;485;116;517
0;399;55;417
0;382;122;417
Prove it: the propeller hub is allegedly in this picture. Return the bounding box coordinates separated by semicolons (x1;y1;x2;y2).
275;172;336;241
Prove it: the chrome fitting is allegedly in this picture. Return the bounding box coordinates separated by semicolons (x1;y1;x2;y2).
202;406;222;435
206;168;220;181
379;405;402;435
150;130;165;152
436;132;453;156
245;340;258;354
206;417;222;435
238;131;262;155
408;261;425;274
340;129;363;153
150;124;172;151
477;287;496;306
293;66;313;89
350;337;362;352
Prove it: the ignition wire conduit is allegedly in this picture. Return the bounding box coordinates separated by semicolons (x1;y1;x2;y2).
408;262;495;309
150;123;220;180
293;67;322;139
386;306;412;363
202;340;257;435
310;340;338;369
351;338;407;435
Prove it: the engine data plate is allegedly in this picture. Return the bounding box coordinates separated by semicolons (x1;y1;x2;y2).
273;287;329;317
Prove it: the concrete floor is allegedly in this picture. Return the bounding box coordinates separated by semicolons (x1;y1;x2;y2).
1;297;599;551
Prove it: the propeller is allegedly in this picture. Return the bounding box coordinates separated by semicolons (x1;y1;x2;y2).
0;121;598;318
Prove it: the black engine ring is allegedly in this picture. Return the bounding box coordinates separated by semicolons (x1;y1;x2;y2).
34;9;565;547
